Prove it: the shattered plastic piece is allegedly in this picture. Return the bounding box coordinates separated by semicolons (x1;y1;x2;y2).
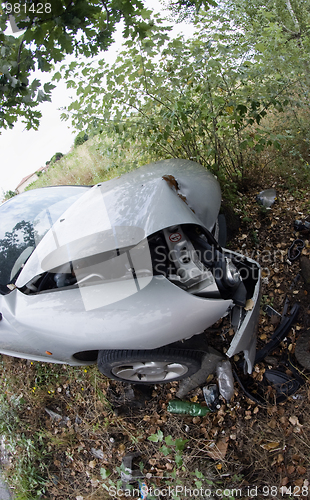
45;408;62;421
167;400;210;416
91;448;104;459
288;239;305;262
121;452;144;489
203;384;220;411
262;304;281;318
45;408;70;427
264;370;301;400
216;360;234;402
294;220;310;233
234;362;304;406
255;303;300;364
256;188;277;208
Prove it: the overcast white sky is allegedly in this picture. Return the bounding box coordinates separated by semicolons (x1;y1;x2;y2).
0;2;194;194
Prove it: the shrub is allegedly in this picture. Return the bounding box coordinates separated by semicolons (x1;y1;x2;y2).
74;131;89;147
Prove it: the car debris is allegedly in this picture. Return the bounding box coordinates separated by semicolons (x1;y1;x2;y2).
202;384;220;411
120;452;144;489
294;219;310;234
256;188;277;208
216;360;234;402
288;239;305;262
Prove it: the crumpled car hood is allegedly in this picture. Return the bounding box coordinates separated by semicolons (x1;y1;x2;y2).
17;159;221;287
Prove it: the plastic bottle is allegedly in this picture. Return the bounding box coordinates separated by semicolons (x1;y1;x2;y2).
167;400;210;416
216;360;234;402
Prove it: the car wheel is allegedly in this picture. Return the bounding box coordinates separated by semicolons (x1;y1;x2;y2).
97;348;202;384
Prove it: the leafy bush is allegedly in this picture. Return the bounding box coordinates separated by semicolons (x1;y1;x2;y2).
74;131;89;147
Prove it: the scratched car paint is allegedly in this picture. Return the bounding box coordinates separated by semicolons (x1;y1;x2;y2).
0;159;260;383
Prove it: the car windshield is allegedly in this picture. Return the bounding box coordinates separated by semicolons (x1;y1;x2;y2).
0;186;89;293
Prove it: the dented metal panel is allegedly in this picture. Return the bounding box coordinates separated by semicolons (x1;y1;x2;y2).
17;159;221;287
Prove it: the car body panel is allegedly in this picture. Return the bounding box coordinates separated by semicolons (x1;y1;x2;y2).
17;159;221;287
1;277;233;364
226;261;261;373
0;159;260;374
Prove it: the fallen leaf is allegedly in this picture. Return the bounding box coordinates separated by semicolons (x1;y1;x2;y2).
294;478;304;488
289;416;302;427
88;460;96;469
260;441;280;451
297;465;307;475
206;437;229;460
268;419;277;429
287;465;295;474
244;299;254;311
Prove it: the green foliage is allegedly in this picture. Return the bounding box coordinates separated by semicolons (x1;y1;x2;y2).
148;431;188;468
148;429;164;442
0;389;49;498
49;151;64;164
2;189;16;201
27;132;152;190
74;131;89;147
0;0;167;131
65;1;310;193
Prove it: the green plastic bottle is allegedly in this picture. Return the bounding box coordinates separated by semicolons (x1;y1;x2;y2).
167;400;210;416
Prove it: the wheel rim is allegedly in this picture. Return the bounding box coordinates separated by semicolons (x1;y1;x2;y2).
111;360;189;382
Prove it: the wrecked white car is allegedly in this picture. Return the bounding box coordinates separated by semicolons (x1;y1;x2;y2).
0;159;260;383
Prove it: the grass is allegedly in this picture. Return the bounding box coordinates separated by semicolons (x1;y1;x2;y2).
26;133;157;190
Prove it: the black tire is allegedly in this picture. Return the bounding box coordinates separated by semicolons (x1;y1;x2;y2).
295;329;310;370
97;348;202;384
